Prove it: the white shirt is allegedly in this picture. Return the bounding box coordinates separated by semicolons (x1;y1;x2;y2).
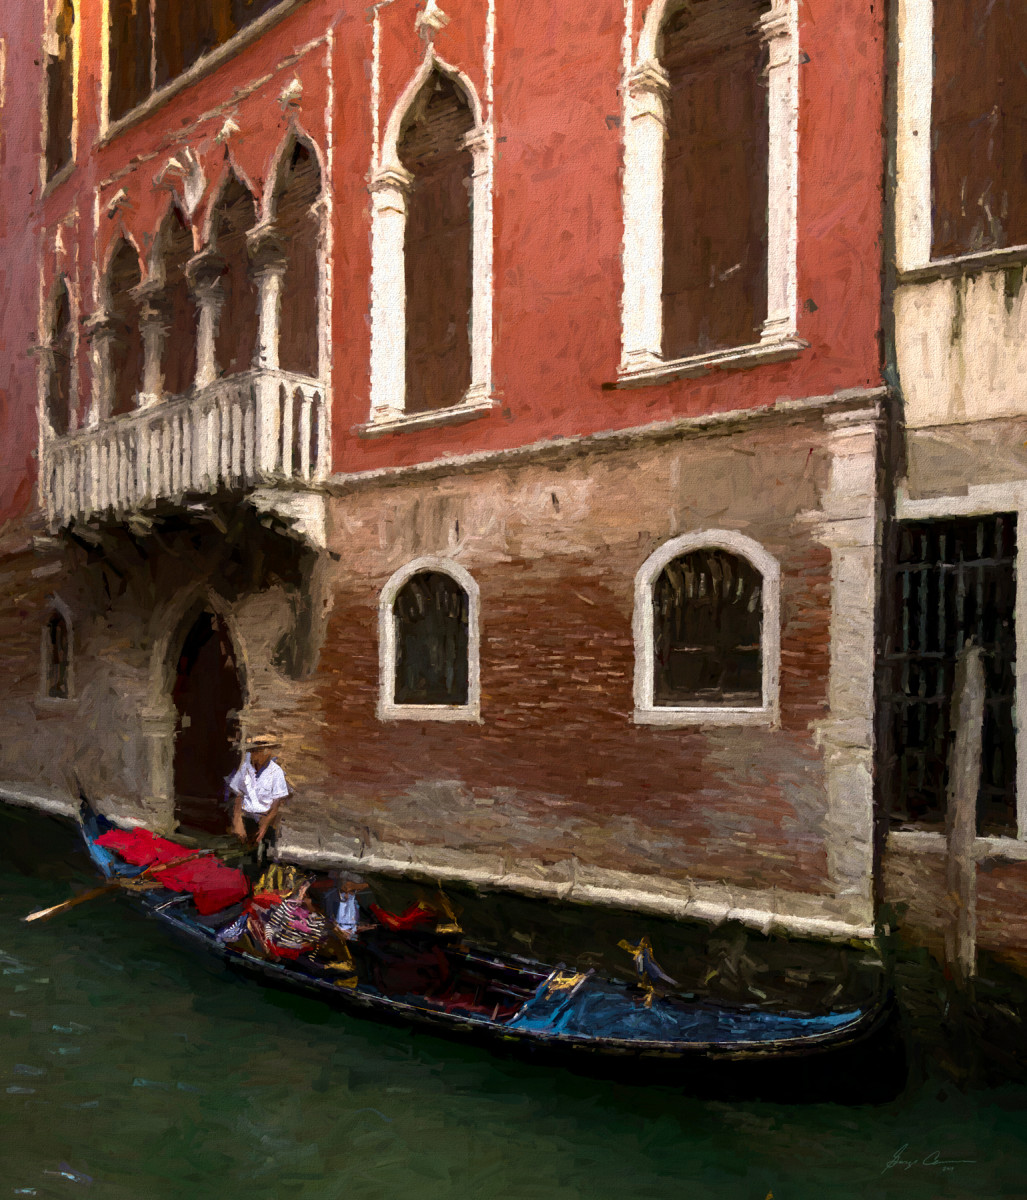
333;892;359;936
228;754;289;816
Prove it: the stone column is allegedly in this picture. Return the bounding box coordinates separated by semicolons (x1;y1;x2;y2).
814;404;883;927
82;312;117;426
368;164;413;421
760;1;799;343
132;281;169;408
464;126;493;404
248;224;288;373
620;59;669;372
186;251;225;391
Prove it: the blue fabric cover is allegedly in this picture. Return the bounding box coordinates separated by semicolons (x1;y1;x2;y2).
507;980;862;1044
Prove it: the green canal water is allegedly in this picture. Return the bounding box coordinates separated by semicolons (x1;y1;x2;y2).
2;809;1027;1200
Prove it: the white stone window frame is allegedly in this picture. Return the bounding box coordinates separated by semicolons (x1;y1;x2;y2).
633;530;781;727
38;596;76;705
619;0;801;385
378;556;482;723
895;0;1027;275
367;48;494;433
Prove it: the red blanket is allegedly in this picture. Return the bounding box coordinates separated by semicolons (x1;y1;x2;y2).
95;828;249;915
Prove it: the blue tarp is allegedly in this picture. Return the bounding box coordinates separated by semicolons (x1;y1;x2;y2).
507;979;862;1044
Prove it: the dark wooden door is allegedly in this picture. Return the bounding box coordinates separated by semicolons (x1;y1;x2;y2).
172;611;243;832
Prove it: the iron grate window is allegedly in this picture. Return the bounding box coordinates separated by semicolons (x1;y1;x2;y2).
882;514;1017;836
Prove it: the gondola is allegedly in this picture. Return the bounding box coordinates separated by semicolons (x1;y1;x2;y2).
71;805;902;1099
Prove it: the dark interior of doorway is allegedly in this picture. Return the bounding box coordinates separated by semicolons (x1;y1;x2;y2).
172;611;243;834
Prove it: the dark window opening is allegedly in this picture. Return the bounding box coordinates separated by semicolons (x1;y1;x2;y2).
275;142;322;378
110;0;285;122
108;0;152;123
45;0;75;181
882;514;1017;836
107;241;144;417
661;0;770;359
158;208;197;396
47;284;74;435
652;548;763;706
211;174;259;377
932;0;1027;258
398;71;475;415
46;612;70;699
394;571;470;706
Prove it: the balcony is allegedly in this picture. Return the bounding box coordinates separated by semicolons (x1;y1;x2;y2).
41;370;327;530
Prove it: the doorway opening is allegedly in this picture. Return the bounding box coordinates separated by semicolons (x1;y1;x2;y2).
171;610;244;833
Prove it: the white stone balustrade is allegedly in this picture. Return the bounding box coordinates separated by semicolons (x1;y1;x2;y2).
41;369;328;527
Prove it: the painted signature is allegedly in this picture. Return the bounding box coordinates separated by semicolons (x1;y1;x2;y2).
883;1144;976;1175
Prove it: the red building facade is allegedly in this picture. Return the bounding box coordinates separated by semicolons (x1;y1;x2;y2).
0;0;887;948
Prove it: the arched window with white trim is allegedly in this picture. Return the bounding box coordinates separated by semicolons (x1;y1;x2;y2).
633;532;780;725
621;0;798;379
378;558;481;721
369;53;493;426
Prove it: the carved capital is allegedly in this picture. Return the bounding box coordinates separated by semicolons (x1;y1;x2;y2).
185;250;226;296
82;311;118;344
130;279;170;326
247;223;288;275
627;58;670;100
370;163;414;196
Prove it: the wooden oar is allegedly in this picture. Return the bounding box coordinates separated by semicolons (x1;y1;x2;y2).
23;846;219;924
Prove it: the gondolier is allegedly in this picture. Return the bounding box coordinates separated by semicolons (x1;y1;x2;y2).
228;733;290;849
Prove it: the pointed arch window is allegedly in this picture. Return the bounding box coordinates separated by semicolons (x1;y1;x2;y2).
210;173;259;378
378;559;481;721
369;58;493;428
620;0;799;381
634;532;780;725
157;207;197;397
44;0;75;181
106;240;144;417
272;140;323;379
45;282;74;436
41;605;73;701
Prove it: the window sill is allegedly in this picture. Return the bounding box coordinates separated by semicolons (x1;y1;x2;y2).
100;0;308;144
356;396;499;438
32;695;79;715
611;337;807;390
898;244;1027;285
42;159;75;199
378;703;482;724
633;705;777;729
887;829;1027;860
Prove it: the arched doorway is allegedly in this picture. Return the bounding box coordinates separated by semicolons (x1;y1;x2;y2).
171;610;244;832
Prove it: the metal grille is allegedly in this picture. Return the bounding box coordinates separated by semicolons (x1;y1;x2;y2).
882;514;1017;835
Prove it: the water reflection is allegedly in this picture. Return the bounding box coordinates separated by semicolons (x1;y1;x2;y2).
2;809;1026;1199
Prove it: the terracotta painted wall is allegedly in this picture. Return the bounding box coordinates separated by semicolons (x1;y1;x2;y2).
14;0;885;506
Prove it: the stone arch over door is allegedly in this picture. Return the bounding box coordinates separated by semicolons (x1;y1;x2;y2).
148;589;248;833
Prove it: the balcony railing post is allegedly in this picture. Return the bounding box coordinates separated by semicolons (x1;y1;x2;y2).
254;371;281;479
